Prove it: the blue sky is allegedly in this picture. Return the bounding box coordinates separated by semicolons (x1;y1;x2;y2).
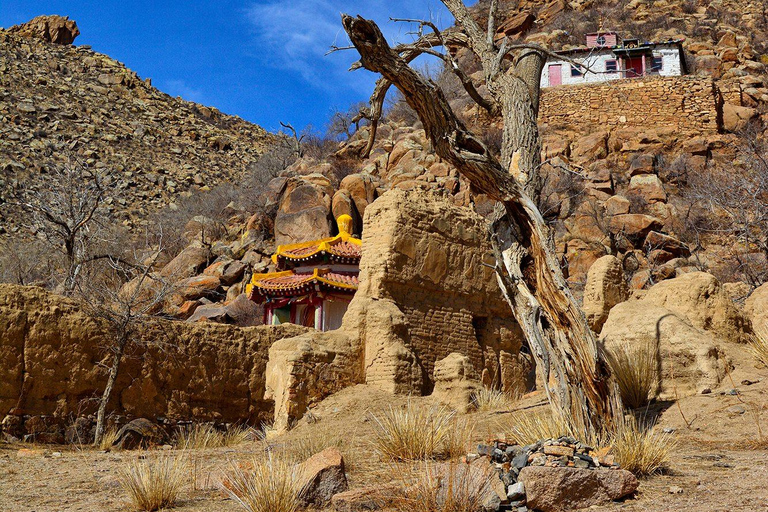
0;1;458;134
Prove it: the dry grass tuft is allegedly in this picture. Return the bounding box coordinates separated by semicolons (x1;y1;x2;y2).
118;453;187;511
222;454;305;512
371;400;455;461
383;461;495;512
612;416;675;477
442;417;476;460
175;423;253;449
502;409;573;446
282;433;344;462
749;324;768;368
471;387;515;412
605;340;658;410
99;427;120;451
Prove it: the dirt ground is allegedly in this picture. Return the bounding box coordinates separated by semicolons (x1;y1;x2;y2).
3;342;768;512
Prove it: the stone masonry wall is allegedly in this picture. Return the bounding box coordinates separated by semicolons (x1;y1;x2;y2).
539;76;721;134
0;284;309;431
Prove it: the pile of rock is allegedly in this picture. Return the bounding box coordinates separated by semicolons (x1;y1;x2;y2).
470;436;634;511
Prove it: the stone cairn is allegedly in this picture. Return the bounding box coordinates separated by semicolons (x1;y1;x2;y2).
470;436;619;511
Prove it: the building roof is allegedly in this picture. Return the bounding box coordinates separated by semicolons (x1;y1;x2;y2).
247;268;359;301
272;214;362;267
552;38;685;57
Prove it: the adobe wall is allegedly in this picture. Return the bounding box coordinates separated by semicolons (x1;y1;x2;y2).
539;76;721;134
345;188;531;395
0;284;309;438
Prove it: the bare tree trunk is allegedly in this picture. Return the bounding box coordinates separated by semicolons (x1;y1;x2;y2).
94;335;127;446
342;14;621;438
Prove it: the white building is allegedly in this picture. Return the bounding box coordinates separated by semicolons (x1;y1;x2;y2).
540;32;687;88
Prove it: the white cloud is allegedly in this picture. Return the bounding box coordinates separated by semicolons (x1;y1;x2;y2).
162;79;207;104
243;0;453;93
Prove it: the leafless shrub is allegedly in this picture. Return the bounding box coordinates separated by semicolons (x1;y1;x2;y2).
0;238;58;286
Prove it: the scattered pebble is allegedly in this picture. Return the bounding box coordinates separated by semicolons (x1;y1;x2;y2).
726;405;746;415
669;486;684;494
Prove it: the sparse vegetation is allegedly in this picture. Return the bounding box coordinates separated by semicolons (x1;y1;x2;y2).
222;454;305;512
371;400;455;461
502;409;574;446
175;423;253;450
442;417;476;460
282;433;344;462
118;453;187;511
605;340;659;410
471;387;516;412
612;416;675;476
382;461;496;512
98;427;120;451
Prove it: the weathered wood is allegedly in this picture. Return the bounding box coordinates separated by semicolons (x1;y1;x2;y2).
342;13;621;438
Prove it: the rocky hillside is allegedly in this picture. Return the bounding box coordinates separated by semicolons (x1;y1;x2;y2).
0;17;274;236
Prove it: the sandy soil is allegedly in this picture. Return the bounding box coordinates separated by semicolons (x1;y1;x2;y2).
3;342;768;512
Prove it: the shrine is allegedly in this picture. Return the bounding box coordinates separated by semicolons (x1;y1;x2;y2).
247;214;361;331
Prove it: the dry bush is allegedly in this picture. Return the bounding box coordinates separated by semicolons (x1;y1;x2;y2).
749;324;768;368
99;427;121;451
605;341;658;410
371;400;455;461
442;417;476;460
502;409;573;446
118;453;187;511
222;454;305;512
175;423;253;450
383;461;495;512
612;417;675;476
471;387;515;412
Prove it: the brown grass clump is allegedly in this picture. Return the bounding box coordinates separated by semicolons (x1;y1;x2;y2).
748;324;768;368
612;416;675;477
471;387;515;412
175;423;253;449
502;409;573;446
383;461;495;512
118;453;187;511
605;340;658;410
222;454;305;512
98;427;120;451
442;417;476;460
371;400;455;461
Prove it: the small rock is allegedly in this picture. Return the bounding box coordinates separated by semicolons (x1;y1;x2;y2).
726;405;746;415
507;481;525;501
668;485;684;494
701;388;712;394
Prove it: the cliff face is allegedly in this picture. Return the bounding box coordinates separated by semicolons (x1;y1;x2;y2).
0;27;273;236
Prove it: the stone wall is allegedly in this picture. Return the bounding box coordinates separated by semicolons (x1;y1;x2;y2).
539;76;721;134
0;284;308;433
346;189;531;395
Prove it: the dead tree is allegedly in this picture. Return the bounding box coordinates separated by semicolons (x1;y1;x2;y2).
341;1;621;437
77;232;175;445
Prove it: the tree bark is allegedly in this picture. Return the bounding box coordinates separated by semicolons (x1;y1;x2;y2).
94;334;127;446
342;14;621;438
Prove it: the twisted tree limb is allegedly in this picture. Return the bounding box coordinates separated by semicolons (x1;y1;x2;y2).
342;13;621;438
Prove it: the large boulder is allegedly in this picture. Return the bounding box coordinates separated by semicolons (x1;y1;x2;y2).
608;214;663;244
8;15;79;44
160;246;212;280
297;447;348;507
722;103;757;132
113;418;168;450
274;179;333;246
641;272;749;343
339;173;377;219
431;353;481;413
571;131;608;162
582;256;628;332
600;302;731;398
519;467;638;512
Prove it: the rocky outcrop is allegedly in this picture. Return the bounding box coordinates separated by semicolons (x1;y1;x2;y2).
600;302;731;398
0;27;272;237
0;284;309;438
640;272;750;344
746;283;768;333
582;255;628;332
297;447;348;507
8;15;79;45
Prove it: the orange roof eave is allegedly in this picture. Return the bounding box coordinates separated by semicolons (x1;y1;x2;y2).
273;231;361;263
